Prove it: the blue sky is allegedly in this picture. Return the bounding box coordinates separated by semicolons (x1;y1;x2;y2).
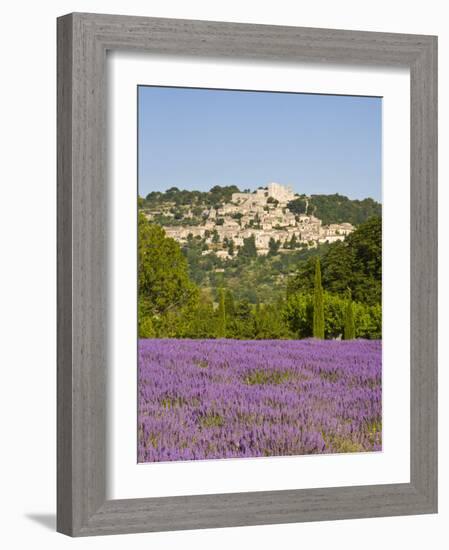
138;86;382;201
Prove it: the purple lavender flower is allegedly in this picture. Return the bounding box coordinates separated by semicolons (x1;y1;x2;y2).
138;339;382;462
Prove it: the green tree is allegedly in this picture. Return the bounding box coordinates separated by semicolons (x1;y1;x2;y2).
344;291;356;340
287;197;307;215
268;237;280;256
138;212;197;326
182;291;217;338
238;235;257;258
307;193;381;225
313;258;325;338
354;302;381;339
284;291;380;340
345;216;382;305
255;301;292;339
227;299;255;339
216;288;226;337
228;239;235;256
287;216;382;306
283;293;313;338
138;307;155;338
224;289;235;318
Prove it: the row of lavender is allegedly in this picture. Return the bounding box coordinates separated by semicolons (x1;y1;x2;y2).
138;338;382;462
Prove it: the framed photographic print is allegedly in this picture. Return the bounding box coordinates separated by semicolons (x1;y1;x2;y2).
57;12;438;536
136;86;383;463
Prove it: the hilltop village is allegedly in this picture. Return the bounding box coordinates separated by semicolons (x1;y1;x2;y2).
144;183;354;260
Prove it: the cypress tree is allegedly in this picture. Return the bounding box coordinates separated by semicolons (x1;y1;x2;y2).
344;291;356;340
224;289;235;318
313;258;325;339
290;234;297;249
217;288;226;338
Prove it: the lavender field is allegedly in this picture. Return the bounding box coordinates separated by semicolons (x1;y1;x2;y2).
138;339;382;462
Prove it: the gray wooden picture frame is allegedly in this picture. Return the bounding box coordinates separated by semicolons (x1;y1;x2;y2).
57;12;438;537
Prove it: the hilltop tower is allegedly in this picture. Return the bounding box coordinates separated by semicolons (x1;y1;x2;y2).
267;182;295;203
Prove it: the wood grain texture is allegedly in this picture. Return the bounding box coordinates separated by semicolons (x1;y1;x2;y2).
57;12;438;536
57;13;74;536
409;36;438;508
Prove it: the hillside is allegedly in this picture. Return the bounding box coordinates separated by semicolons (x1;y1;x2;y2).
138;213;382;340
141;186;381;228
143;185;240;212
287;216;382;306
183;237;332;304
306;193;381;225
138;185;381;305
181;216;381;306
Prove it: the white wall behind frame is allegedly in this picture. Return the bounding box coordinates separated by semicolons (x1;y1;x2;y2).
1;1;445;550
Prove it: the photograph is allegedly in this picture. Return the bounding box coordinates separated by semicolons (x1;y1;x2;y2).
137;86;382;463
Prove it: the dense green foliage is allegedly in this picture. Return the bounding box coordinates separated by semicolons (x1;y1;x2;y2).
138;212;197;337
287;216;381;306
143;185;240;210
217;289;226;338
283;292;381;339
286;197;307;214
181;216;381;309
183;235;331;304
138;209;382;340
304;194;381;225
313;259;325;338
238;235;257;259
142;187;381;228
344;295;356;340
